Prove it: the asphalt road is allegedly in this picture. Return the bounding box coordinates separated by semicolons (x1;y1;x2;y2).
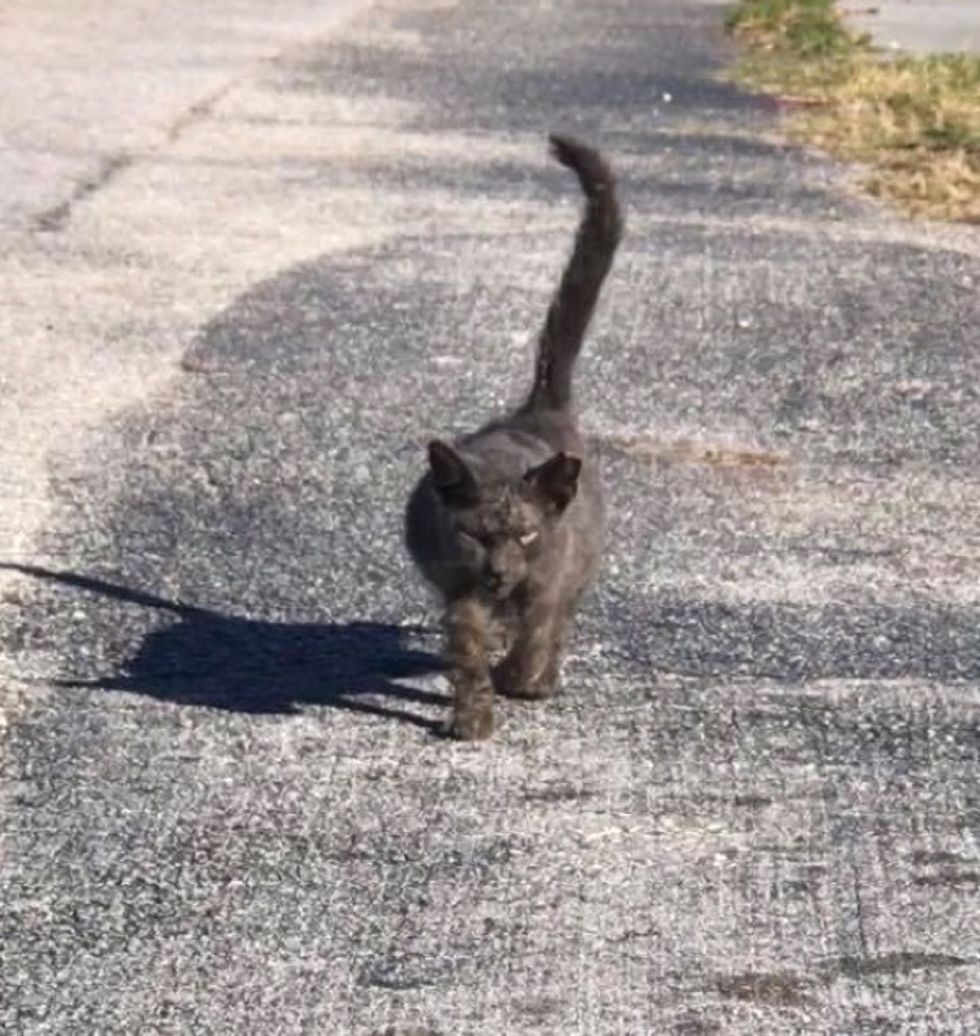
0;0;374;676
3;0;980;1033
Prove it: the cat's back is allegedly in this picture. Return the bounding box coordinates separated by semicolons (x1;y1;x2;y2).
465;407;585;471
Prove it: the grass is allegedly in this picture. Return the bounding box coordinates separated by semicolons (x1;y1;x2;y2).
725;0;980;222
726;0;860;57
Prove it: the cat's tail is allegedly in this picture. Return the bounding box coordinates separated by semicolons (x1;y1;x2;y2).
524;134;623;413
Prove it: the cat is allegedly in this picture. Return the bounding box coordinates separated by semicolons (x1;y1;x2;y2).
405;134;623;740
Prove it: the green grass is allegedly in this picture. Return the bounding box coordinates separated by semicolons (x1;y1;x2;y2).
725;0;863;57
726;0;980;222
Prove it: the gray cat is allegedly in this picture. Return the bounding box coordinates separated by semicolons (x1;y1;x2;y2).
405;135;623;740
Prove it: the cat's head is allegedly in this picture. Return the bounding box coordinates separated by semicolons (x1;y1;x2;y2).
427;440;581;600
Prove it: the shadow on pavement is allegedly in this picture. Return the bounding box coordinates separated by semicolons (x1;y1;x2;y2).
2;563;447;731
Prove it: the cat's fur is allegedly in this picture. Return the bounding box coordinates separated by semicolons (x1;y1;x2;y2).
405;135;623;740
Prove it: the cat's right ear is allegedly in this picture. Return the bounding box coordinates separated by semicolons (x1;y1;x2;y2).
428;440;479;507
523;451;581;512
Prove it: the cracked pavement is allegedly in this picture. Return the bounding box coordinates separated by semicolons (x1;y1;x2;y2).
2;0;980;1032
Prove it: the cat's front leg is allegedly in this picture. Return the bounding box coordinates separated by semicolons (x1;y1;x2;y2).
444;596;495;740
494;591;564;700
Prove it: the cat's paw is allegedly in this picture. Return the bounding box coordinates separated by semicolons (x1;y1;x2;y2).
506;681;558;701
485;621;515;657
444;705;495;741
493;661;559;700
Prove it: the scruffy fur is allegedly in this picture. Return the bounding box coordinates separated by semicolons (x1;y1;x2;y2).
405;135;623;740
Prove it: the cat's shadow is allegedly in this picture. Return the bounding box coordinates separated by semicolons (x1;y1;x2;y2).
3;564;447;732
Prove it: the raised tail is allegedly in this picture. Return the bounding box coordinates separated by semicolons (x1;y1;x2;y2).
524;134;623;413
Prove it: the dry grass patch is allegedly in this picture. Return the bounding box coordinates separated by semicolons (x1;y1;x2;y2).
726;0;980;222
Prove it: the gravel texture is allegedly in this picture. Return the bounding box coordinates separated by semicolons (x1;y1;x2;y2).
2;0;980;1033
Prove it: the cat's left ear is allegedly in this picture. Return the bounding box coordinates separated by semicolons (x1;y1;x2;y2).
524;452;581;512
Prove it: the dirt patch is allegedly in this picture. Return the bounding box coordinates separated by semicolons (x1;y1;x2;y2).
910;849;975;866
604;434;787;470
716;970;814;1007
912;871;980;889
830;952;974;979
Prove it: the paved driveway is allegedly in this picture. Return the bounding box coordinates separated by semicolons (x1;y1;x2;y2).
3;1;980;1032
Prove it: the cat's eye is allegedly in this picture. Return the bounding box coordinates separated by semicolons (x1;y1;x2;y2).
519;531;539;547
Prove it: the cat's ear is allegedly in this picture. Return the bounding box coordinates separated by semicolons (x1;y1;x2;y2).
524;452;581;512
428;440;479;507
